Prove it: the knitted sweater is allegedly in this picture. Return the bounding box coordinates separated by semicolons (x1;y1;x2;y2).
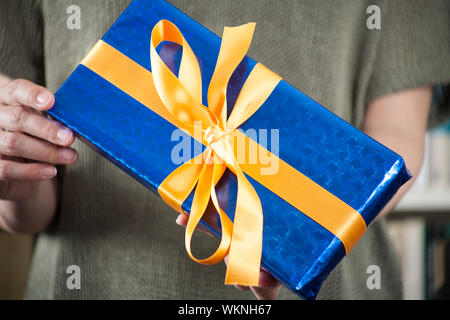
0;0;449;299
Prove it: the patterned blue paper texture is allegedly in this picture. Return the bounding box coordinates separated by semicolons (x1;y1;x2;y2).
48;0;411;299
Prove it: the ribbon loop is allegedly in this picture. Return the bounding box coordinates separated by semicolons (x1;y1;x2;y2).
207;23;256;127
184;149;233;265
150;20;217;129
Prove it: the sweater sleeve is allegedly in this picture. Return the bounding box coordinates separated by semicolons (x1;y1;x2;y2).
0;0;45;85
367;0;450;126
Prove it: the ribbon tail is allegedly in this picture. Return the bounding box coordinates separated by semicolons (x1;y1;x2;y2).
158;151;206;214
224;166;263;286
220;141;263;286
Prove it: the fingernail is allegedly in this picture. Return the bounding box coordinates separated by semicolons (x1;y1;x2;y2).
57;128;73;143
42;167;57;178
176;215;184;225
36;92;50;107
60;149;76;162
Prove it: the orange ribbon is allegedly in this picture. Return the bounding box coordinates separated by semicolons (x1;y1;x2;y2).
80;19;367;287
151;20;280;285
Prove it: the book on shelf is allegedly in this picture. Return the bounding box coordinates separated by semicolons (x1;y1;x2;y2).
412;122;450;192
425;221;450;299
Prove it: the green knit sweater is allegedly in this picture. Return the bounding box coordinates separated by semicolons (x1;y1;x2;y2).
0;0;449;299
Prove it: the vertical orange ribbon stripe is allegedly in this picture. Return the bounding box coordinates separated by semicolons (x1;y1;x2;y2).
81;20;367;286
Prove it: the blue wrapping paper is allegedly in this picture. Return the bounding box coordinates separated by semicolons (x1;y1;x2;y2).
48;0;411;299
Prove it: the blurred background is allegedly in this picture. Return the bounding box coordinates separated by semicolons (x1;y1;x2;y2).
387;118;450;300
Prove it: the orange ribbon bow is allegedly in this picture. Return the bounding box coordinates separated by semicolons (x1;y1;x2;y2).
152;20;281;285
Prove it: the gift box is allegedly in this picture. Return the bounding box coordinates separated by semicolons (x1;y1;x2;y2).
48;0;411;299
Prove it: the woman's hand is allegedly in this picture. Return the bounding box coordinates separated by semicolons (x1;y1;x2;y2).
176;214;282;300
0;77;78;233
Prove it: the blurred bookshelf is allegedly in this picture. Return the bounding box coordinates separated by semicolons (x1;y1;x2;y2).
387;121;450;300
395;190;450;213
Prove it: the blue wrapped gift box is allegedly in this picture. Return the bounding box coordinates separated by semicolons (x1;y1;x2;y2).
48;0;411;299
